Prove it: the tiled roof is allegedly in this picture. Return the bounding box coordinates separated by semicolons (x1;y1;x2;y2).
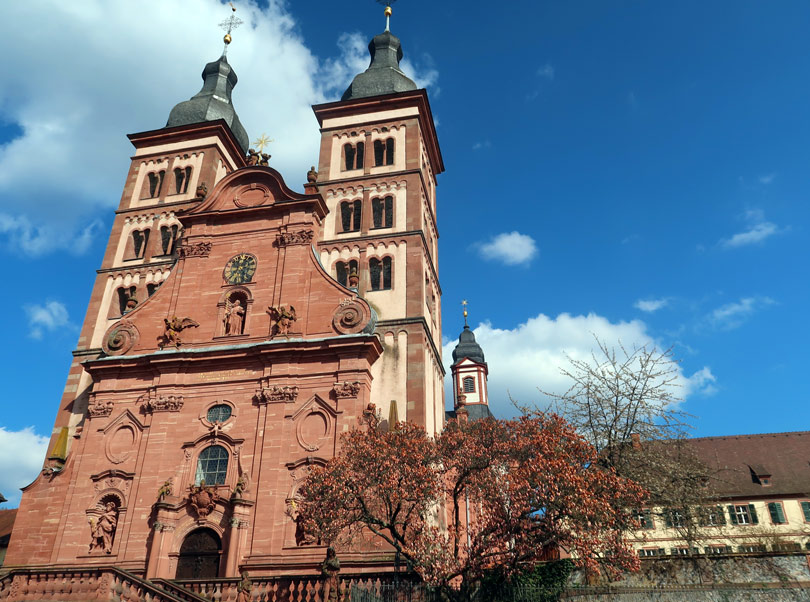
0;509;17;542
687;431;810;499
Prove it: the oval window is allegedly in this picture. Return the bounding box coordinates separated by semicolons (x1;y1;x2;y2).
206;404;232;424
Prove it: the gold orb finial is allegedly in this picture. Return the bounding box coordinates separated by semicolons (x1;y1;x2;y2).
224;33;232;44
384;6;392;17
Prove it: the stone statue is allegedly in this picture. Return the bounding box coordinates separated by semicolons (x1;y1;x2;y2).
267;305;297;337
307;166;318;183
159;316;199;348
233;472;248;499
247;149;270;166
88;502;119;554
195;182;208;200
157;478;174;501
348;268;359;288
225;299;246;335
236;570;252;602
321;547;342;602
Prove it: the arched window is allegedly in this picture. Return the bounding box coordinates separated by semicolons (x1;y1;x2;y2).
207;404;232;424
195;445;228;485
160;224;179;255
132;229;150;259
117;286;137;315
336;259;359;287
369;256;392;291
343;141;364;171
174;166;192;195
463;376;475;393
372;196;393;229
373;139;395;167
340;200;362;232
145;170;165;199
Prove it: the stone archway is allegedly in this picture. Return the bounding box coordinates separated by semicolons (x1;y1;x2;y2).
175;527;222;579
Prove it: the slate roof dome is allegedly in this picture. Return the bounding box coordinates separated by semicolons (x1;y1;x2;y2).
452;325;486;365
167;55;249;153
341;30;418;101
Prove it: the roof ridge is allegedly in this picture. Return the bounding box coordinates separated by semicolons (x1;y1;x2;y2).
689;430;810;442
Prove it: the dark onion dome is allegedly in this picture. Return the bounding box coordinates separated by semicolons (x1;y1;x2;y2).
451;325;486;365
167;55;249;153
341;31;417;101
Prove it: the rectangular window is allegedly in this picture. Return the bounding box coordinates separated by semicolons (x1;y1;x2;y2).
665;509;685;529
638;548;665;558
635;509;654;530
374;139;385;166
700;506;726;527
772;542;801;553
728;504;758;525
705;545;732;555
343;143;355;171
800;501;810;522
768;502;787;525
738;544;766;553
371;196;394;229
670;548;690;556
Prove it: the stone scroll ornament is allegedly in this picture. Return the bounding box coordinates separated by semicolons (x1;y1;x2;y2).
177;241;212;258
274;229;314;247
102;320;140;356
332;299;372;335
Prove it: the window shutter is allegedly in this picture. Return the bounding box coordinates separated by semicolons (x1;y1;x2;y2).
748;503;758;524
728;505;738;525
717;506;726;526
664;511;672;528
768;502;779;523
801;501;810;522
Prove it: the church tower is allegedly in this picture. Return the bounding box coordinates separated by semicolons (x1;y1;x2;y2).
5;7;446;586
450;304;491;419
312;20;445;435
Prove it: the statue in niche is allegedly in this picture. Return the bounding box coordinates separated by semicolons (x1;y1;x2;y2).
267;305;297;338
321;547;343;602
236;571;252;602
224;298;246;335
159;316;199;348
88;501;119;554
157;478;174;501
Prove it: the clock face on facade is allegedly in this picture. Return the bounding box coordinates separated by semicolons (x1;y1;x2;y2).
223;253;257;284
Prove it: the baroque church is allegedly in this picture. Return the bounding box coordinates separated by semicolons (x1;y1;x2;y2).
3;7;491;587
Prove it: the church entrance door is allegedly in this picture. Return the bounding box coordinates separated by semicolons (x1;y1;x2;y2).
175;528;222;579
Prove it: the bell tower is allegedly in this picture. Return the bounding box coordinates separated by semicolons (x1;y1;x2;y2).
312;11;445;434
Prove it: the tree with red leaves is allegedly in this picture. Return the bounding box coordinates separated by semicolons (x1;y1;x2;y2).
297;410;647;599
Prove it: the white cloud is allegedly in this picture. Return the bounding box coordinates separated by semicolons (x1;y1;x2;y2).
758;174;775;185
685;366;718;397
709;296;775;330
0;2;439;255
0;427;49;507
472;140;491;150
634;298;669;313
24;300;72;339
537;63;555;80
443;312;709;418
720;209;784;249
477;231;538;266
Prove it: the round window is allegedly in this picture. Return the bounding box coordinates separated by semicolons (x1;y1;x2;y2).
206;404;232;424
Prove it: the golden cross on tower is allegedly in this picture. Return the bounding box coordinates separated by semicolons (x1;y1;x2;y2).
462;299;469;327
253;134;273;154
219;3;243;55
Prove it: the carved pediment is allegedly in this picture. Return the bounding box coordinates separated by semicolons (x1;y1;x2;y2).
287;395;341;453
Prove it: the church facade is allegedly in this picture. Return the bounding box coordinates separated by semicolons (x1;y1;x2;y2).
5;20;446;582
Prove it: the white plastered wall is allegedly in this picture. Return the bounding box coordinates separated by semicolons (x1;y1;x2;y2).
370;330;408;428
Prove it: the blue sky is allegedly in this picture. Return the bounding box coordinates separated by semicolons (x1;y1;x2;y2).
1;1;808;505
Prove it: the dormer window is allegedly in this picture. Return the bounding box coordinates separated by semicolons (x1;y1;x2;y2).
749;464;772;486
373;138;395;167
343;142;365;171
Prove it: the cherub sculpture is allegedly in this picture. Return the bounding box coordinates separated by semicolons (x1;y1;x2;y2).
267;305;297;338
159;316;199;348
